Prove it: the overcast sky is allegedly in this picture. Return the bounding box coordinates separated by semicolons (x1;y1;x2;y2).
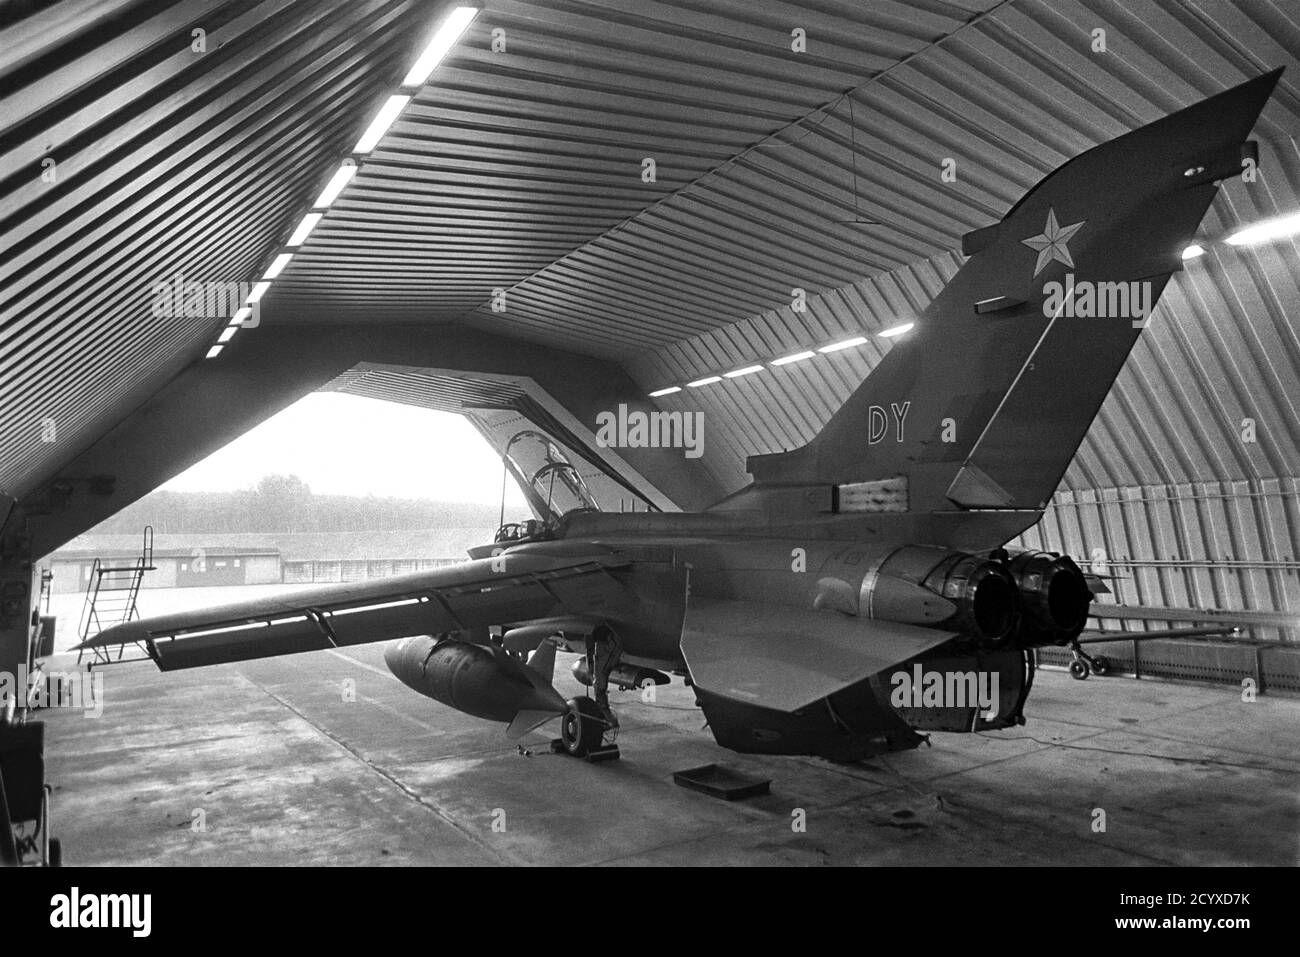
162;392;529;507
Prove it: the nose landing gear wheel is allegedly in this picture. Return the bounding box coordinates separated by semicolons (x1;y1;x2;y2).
560;696;604;757
1089;655;1110;676
1068;658;1089;680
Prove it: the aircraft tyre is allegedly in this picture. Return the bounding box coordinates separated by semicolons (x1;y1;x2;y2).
561;697;604;757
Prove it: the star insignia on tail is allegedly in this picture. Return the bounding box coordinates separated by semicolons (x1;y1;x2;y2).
1022;207;1086;276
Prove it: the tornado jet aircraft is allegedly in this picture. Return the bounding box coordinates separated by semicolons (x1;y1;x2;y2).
80;70;1281;763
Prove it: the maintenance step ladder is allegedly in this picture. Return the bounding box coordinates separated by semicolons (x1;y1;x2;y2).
27;567;53;664
76;526;156;666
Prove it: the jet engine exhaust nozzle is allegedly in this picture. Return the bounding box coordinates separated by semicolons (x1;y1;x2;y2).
923;553;1019;648
1006;550;1092;646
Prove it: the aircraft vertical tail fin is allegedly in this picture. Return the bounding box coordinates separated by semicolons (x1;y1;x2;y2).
745;69;1281;515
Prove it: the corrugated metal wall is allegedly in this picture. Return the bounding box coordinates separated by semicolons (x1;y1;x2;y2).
1018;478;1300;643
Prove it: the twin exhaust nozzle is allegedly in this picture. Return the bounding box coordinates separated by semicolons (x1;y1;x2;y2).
851;546;1092;649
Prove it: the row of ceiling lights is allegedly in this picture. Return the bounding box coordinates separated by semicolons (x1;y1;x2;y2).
205;5;480;359
201;18;1299;368
651;212;1300;398
648;322;914;397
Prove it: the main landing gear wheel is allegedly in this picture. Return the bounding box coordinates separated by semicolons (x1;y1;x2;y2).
1067;639;1108;681
560;696;604;757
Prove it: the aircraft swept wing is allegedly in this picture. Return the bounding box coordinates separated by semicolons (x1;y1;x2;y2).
77;547;636;671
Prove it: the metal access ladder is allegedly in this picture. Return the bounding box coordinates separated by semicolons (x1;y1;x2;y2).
76;526;156;666
26;567;52;665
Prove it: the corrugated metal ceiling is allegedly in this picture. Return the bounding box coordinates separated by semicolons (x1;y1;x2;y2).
2;0;1298;515
621;0;1300;496
321;365;529;412
1;0;439;497
266;0;1011;336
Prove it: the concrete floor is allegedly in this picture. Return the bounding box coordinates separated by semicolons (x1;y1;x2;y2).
37;646;1300;866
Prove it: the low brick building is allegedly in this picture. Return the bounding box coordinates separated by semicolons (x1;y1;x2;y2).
45;528;493;593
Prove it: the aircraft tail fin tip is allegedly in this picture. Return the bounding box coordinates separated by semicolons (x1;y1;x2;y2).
746;70;1281;515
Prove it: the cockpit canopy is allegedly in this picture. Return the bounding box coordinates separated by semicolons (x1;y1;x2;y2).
481;431;601;549
503;430;600;524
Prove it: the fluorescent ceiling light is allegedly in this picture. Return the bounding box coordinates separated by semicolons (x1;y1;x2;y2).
205;345;223;359
228;307;251;326
687;376;722;388
1224;212;1300;246
818;336;868;353
649;386;681;397
1181;244;1206;260
879;322;915;338
218;327;237;344
312;162;357;209
354;94;411;153
724;365;764;378
402;6;478;88
287;212;322;247
246;281;271;304
771;350;815;366
263;253;293;280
